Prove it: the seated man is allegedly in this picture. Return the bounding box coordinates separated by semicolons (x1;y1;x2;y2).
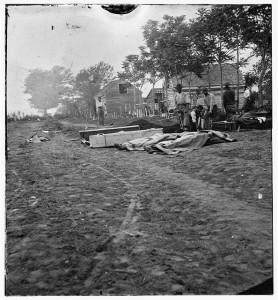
195;105;204;130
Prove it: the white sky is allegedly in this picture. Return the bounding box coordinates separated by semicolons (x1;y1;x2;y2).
6;4;204;115
4;1;274;115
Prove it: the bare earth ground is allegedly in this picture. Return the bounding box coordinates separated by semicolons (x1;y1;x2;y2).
5;117;272;295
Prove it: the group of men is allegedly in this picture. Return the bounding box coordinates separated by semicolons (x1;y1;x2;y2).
173;82;236;131
96;82;237;128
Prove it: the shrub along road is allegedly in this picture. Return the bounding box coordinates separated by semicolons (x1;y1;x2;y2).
5;119;272;295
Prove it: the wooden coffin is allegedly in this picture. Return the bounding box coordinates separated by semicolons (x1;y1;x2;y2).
79;125;140;140
89;128;163;148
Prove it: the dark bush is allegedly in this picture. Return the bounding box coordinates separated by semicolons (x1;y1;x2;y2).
242;92;258;112
42;119;63;131
20;114;43;121
257;103;272;113
213;109;226;121
53;113;71;120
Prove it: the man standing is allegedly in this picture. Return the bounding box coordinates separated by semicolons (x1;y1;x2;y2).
223;82;237;120
174;83;189;130
200;88;215;129
96;96;105;126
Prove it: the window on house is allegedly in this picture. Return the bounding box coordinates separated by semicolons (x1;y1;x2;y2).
119;84;128;94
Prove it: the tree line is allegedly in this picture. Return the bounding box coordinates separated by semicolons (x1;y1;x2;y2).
119;4;271;109
23;4;271;117
24;62;115;118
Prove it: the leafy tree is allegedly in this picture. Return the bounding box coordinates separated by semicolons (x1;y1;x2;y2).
218;4;271;107
73;61;114;118
118;54;146;106
191;4;271;107
24;66;74;115
138;46;163;104
261;64;272;103
240;4;271;106
142;18;172;80
170;18;205;96
244;71;258;96
141;15;205;101
251;58;272;105
189;14;218;99
242;91;258;112
191;7;235;106
213;5;253;109
243;71;260;112
189;10;216;90
142;15;186;92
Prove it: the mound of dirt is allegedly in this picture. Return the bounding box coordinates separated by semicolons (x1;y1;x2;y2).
162;124;183;133
127;119;162;129
62;125;85;138
42;119;64;131
127;118;182;133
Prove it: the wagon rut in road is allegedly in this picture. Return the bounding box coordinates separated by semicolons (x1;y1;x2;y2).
90;163;143;244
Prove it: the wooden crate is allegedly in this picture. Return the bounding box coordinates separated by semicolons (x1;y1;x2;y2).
89;134;106;148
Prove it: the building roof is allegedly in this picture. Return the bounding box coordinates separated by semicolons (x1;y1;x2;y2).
102;79;120;93
171;63;245;88
95;79;141;98
95;79;120;98
145;88;164;99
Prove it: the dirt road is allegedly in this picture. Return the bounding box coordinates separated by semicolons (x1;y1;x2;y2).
6;120;272;295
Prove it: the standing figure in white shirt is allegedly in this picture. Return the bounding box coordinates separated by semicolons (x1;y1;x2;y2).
96;97;105;126
174;83;190;130
199;88;215;129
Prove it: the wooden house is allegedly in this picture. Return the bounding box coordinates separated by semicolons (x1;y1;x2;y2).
145;64;246;110
95;79;142;116
145;88;165;104
170;63;246;108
